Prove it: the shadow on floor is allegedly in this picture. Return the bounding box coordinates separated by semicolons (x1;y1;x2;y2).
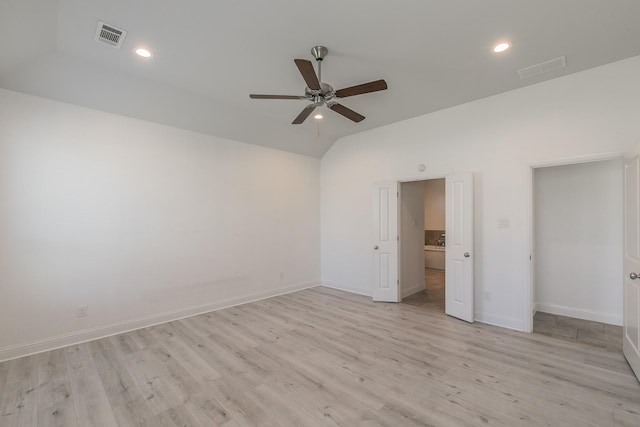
533;311;622;352
402;268;445;312
402;273;622;353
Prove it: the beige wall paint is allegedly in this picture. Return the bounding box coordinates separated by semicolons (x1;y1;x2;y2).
424;178;445;231
401;181;425;298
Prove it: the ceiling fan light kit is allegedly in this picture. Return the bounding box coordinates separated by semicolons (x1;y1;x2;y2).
249;46;388;125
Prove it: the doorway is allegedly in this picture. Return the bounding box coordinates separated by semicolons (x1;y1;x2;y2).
372;174;474;322
531;159;623;349
400;179;446;312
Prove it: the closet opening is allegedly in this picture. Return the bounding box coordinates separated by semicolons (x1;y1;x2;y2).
532;159;623;350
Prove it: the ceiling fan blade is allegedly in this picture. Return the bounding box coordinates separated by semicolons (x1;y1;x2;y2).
335;79;388;98
294;59;321;90
292;105;316;124
250;94;306;100
329;103;365;123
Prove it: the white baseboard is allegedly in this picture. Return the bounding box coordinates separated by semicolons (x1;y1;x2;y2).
536;303;622;326
475;312;524;332
320;281;372;297
401;283;424;299
321;283;525;332
0;282;319;363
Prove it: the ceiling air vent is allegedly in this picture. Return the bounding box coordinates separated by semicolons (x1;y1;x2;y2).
94;21;127;48
518;56;566;80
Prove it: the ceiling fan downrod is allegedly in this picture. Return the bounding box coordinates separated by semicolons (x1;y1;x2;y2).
311;46;328;84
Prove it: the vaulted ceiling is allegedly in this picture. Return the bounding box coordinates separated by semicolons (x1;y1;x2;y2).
2;0;640;158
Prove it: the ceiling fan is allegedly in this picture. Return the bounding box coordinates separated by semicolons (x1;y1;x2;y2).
249;46;388;125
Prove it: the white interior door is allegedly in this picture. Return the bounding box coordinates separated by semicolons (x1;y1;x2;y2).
445;173;474;322
623;147;640;381
372;181;399;302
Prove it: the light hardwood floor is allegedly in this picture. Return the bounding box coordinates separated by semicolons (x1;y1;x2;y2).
534;311;623;352
1;286;639;426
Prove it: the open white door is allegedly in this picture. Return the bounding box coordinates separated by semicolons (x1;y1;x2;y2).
623;146;640;381
372;181;400;302
445;173;474;322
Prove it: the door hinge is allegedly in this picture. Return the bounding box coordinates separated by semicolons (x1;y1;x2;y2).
397;192;399;198
397;235;399;241
397;279;399;285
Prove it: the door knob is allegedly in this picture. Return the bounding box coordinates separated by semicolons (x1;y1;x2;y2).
374;245;379;250
631;272;639;280
464;252;470;258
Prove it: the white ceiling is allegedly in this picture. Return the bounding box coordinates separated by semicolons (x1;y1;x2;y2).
2;0;640;158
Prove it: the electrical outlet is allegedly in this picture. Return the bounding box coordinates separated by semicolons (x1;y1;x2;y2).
77;305;88;318
485;292;492;302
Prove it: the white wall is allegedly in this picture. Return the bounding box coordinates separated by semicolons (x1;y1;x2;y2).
400;181;425;298
534;160;622;325
0;88;321;361
424;179;445;230
321;55;640;330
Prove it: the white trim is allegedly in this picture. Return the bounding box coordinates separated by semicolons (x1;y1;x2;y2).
523;165;534;333
0;282;319;363
475;312;524;332
398;173;447;184
536;303;623;326
525;152;625;334
321;282;372;297
402;282;425;299
529;151;625;169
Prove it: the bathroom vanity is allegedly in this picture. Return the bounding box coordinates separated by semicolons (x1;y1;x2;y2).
424;245;445;270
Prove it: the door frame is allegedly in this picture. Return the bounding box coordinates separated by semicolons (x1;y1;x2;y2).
398;174;447;300
523;151;625;333
622;143;640;380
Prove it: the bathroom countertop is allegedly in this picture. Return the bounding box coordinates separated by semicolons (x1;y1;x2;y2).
424;245;446;251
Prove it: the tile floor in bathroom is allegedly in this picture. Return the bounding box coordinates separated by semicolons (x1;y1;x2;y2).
401;268;445;312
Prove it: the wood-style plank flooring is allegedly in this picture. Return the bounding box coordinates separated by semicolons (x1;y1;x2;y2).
534;311;623;352
1;286;639;426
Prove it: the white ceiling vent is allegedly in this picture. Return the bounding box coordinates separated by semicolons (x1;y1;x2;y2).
517;56;567;79
94;21;127;48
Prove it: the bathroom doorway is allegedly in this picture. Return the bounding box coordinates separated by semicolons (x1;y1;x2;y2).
400;178;446;312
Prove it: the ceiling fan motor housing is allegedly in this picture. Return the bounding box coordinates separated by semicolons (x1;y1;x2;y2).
305;83;335;105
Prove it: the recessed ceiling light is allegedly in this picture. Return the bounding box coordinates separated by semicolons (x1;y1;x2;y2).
492;42;511;53
135;48;153;58
314;114;324;120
